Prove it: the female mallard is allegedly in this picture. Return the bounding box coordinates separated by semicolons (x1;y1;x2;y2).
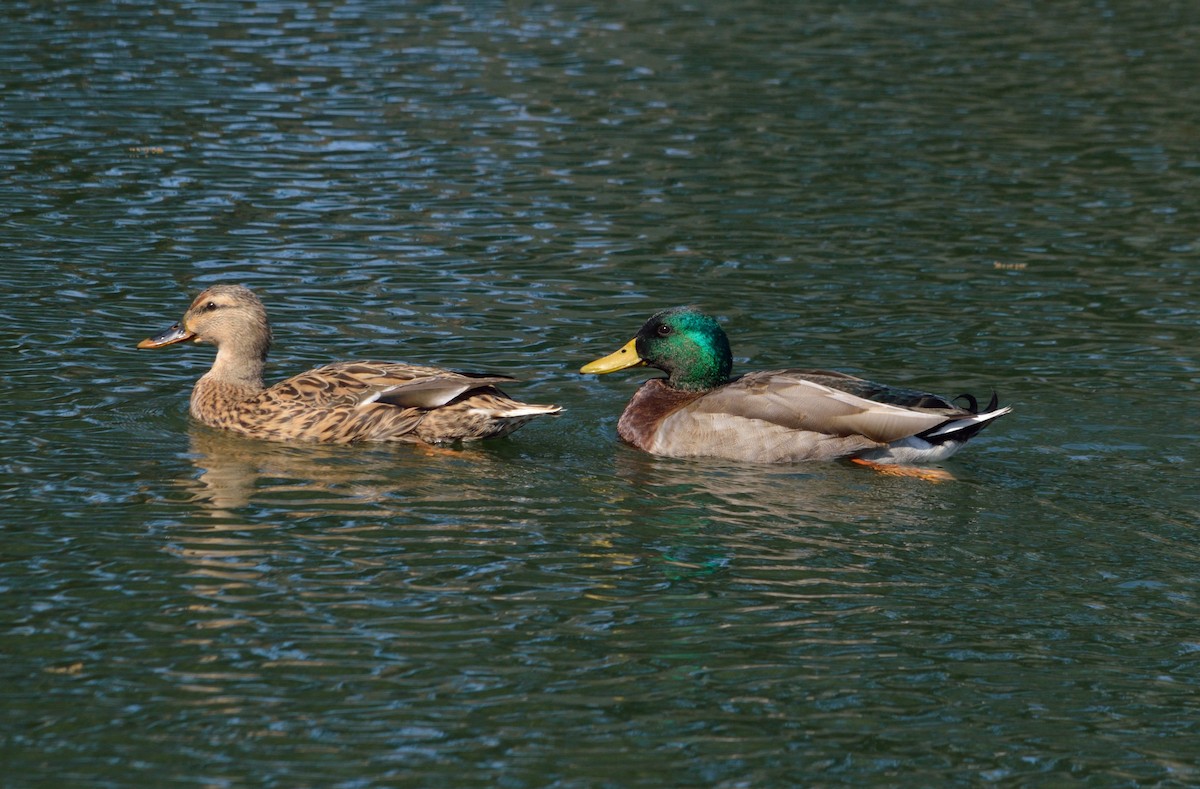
138;284;561;444
581;307;1010;470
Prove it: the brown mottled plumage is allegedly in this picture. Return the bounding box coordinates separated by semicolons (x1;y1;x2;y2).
138;284;561;444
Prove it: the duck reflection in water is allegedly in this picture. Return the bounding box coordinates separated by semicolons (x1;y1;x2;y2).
181;424;501;514
606;448;956;527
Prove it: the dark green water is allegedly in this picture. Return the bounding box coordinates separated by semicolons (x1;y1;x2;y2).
3;1;1199;785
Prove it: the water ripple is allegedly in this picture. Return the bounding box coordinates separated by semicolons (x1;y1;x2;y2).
3;0;1200;785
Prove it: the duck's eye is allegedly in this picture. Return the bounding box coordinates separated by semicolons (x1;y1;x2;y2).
204;301;218;312
656;324;672;337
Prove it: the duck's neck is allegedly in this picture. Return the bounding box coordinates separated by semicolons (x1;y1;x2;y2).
204;343;267;390
190;346;267;428
666;351;731;391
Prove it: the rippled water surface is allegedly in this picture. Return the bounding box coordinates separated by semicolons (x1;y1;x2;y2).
3;1;1199;785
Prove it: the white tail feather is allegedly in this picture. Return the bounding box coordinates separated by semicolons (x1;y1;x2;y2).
473;404;563;418
924;406;1012;438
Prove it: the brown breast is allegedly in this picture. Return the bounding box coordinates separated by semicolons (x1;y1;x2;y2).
616;378;705;451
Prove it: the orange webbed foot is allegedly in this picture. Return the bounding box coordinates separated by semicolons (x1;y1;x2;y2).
413;441;462;458
850;457;955;482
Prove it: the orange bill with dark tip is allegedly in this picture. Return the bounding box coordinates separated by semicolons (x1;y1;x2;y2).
137;322;196;349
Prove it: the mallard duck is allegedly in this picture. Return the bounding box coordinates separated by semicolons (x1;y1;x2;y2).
138;284;562;444
581;307;1010;469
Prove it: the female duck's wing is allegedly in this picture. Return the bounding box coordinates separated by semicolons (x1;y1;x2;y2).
265;362;516;410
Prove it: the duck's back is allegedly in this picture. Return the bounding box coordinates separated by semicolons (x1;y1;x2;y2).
190;361;553;444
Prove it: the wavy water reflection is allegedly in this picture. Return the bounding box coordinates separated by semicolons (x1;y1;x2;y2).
3;0;1200;785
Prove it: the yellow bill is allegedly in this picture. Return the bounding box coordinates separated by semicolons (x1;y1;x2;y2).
580;338;644;374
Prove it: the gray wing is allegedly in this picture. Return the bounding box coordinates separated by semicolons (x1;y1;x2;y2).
686;369;964;444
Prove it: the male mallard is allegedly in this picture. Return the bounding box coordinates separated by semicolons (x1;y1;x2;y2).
581;307;1010;469
138;284;561;444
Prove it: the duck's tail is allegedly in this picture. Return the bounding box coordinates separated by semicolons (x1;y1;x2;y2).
494;403;564;418
919;392;1011;445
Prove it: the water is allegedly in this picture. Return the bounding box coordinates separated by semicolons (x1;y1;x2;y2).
3;1;1199;785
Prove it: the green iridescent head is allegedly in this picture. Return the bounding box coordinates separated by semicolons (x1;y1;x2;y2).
581;306;733;391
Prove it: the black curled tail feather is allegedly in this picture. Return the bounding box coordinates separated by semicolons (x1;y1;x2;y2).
953;393;979;412
952;391;999;414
